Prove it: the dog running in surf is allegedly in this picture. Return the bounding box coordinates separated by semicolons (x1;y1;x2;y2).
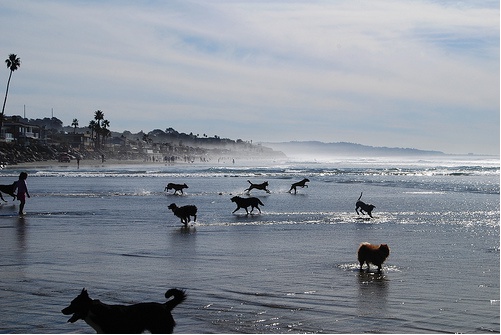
231;196;264;214
288;178;310;194
61;288;186;334
0;182;16;202
164;183;188;195
168;203;197;226
355;192;376;218
244;180;270;194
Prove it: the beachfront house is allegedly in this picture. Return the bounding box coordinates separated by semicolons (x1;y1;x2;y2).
2;116;42;145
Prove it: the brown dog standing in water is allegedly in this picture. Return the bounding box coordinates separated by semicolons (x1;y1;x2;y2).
357;242;390;272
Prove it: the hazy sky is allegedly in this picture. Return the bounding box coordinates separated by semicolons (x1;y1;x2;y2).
0;1;499;154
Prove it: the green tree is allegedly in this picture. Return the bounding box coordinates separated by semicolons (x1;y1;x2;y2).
1;54;21;135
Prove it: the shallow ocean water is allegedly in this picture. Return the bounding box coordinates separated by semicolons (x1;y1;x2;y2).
0;156;499;333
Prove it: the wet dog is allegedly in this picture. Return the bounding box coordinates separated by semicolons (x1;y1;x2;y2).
61;288;186;334
231;196;264;214
288;178;310;194
168;203;197;226
357;242;390;272
355;192;375;218
244;180;270;194
164;183;188;195
0;182;16;202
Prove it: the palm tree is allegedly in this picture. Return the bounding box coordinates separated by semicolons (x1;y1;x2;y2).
93;110;104;148
88;120;96;145
1;54;21;135
101;119;110;129
71;118;79;133
94;110;104;123
101;119;110;146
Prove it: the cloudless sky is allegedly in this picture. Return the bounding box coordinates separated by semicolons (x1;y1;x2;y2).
0;1;499;154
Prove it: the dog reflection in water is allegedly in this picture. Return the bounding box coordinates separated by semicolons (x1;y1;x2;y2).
62;288;186;334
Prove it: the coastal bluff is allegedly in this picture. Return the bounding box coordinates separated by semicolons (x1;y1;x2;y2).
0;139;286;166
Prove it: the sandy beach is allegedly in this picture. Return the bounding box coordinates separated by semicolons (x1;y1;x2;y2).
3;158;201;170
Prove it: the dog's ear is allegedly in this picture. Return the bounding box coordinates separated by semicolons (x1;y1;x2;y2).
81;288;88;296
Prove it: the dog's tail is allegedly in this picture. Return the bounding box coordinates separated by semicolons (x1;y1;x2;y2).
258;199;264;206
164;288;186;310
358;192;363;201
247;180;252;184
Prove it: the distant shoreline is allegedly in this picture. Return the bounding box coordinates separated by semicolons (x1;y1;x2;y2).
2;157;288;170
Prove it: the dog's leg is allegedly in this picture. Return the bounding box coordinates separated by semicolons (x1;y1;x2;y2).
0;192;5;202
232;207;239;214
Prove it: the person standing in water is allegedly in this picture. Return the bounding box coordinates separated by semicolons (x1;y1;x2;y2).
14;172;30;216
